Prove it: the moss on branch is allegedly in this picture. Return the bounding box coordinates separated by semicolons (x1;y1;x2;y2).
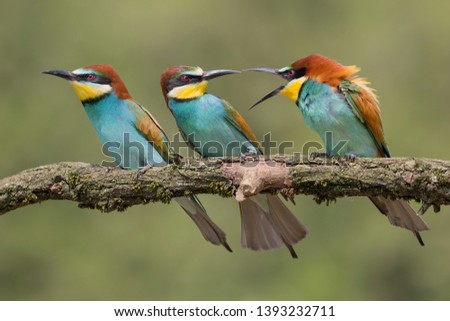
0;156;449;215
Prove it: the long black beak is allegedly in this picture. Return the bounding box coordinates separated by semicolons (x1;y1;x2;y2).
202;69;240;80
242;68;285;109
249;85;285;109
243;67;280;75
244;67;286;109
42;70;78;81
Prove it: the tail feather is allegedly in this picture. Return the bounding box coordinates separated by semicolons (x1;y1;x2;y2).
174;196;232;252
369;196;429;245
266;194;309;246
240;198;285;251
240;194;308;258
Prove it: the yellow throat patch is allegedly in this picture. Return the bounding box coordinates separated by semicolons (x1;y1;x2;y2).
168;81;208;100
280;77;307;103
69;81;112;102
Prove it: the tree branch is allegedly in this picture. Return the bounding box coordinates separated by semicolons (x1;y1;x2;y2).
1;156;449;215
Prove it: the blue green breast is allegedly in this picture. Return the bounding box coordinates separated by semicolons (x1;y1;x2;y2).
83;94;166;169
297;79;379;157
169;94;259;157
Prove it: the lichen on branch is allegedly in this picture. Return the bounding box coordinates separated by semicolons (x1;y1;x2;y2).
0;155;449;215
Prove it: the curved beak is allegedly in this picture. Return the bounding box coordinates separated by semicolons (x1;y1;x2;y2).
245;67;286;109
243;67;280;75
249;85;285;109
42;70;78;81
202;69;240;80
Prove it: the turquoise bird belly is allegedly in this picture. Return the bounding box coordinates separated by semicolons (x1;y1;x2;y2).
84;94;166;169
169;94;259;157
298;79;379;157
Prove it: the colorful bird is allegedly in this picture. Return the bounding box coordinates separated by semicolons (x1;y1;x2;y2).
160;65;308;258
43;64;232;252
246;54;429;245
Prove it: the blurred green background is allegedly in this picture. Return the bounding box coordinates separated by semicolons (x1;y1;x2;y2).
1;0;450;300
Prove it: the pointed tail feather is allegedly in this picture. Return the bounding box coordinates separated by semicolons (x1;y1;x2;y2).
266;194;308;246
174;196;232;252
240;198;285;251
240;194;308;258
369;196;429;245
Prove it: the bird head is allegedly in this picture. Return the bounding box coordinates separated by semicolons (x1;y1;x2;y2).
160;65;239;103
43;64;131;104
246;54;360;108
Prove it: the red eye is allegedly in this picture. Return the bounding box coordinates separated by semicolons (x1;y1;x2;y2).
287;70;295;76
87;74;95;81
182;75;191;82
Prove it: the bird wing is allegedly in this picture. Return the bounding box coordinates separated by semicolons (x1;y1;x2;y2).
339;79;391;157
126;99;177;163
221;99;263;153
339;79;428;240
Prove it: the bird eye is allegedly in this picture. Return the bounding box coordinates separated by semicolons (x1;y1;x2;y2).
181;75;191;82
281;69;296;80
87;74;96;81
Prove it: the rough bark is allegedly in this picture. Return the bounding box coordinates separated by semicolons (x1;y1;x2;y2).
1;155;449;215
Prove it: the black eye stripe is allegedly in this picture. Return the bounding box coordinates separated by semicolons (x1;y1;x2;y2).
95;75;112;84
177;74;202;82
78;73;112;85
282;67;307;80
166;74;202;92
296;67;307;78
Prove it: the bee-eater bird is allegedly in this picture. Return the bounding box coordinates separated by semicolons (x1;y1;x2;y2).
43;64;232;252
246;54;429;245
160;65;308;258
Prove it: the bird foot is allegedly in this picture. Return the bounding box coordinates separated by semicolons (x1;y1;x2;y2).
343;153;357;162
104;166;119;173
240;151;258;162
309;152;329;159
137;164;153;176
418;202;432;215
280;192;296;205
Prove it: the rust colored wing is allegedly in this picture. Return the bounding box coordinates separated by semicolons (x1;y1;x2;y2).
221;99;263;153
339;79;391;157
127;99;176;163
